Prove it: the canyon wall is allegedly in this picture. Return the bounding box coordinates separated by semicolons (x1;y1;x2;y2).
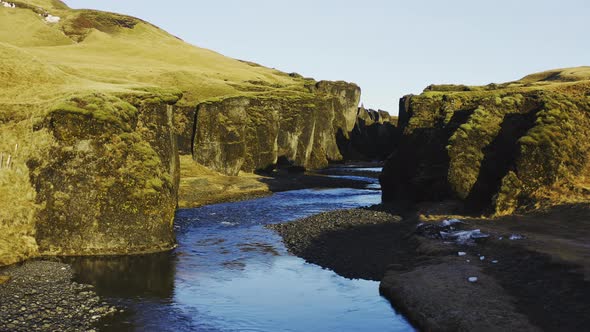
191;81;361;175
380;73;590;214
338;106;399;161
0;81;364;266
28;92;181;257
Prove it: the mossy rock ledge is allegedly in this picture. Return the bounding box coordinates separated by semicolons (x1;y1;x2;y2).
192;81;361;175
28;93;181;257
0;0;367;266
380;67;590;214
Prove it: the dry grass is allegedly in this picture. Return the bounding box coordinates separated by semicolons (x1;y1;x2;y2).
0;0;314;264
178;156;270;208
0;119;55;266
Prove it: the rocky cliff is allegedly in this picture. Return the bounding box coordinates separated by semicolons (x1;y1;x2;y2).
191;81;361;175
28;92;181;257
337;106;399;161
381;67;590;214
0;1;368;266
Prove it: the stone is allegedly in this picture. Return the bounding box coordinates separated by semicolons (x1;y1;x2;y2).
193;81;361;175
380;69;590;215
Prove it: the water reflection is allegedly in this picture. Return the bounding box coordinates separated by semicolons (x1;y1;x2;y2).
65;252;176;299
67;180;413;331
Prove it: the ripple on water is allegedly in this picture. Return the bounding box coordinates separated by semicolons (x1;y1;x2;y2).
71;186;414;332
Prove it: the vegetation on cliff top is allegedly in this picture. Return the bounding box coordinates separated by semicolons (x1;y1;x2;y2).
385;67;590;215
1;0;354;266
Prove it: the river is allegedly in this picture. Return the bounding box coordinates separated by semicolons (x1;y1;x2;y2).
67;167;414;331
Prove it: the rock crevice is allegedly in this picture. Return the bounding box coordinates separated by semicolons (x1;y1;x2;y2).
381;72;590;214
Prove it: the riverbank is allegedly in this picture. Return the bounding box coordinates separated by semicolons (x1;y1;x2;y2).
269;203;590;331
0;163;382;332
178;155;379;208
0;260;119;332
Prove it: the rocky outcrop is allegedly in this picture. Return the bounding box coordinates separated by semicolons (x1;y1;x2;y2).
0;81;362;265
381;71;590;214
337;106;400;161
192;81;361;175
0;0;372;266
27;92;181;256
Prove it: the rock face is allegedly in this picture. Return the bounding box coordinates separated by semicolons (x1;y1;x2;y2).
0;81;363;265
192;81;361;175
0;0;369;266
381;69;590;214
28;92;181;256
337;106;400;161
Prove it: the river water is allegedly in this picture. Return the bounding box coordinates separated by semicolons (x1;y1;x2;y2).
68;168;414;332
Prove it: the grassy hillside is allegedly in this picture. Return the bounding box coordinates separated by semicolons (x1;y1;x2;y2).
0;0;311;108
0;0;330;266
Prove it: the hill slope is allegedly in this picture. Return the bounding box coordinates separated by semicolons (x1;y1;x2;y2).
0;0;361;266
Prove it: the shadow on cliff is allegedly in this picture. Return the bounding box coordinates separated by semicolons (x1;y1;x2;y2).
381;109;540;215
335;123;399;162
381;109;474;203
466;112;537;212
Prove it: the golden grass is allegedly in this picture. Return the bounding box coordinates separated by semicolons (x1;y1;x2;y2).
0;0;312;265
0;0;308;113
178;156;270;208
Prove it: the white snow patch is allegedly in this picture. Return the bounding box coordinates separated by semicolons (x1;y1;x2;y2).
492;260;499;264
45;14;61;23
458;251;467;256
442;218;463;227
440;229;489;245
480;256;486;261
509;234;524;240
468;277;478;283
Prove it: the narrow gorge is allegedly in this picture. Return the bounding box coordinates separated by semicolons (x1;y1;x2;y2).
1;1;589;331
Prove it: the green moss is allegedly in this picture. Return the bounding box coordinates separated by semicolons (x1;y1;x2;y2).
494;171;523;215
61;10;140;42
50;93;138;133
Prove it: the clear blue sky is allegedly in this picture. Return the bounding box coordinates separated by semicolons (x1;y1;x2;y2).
65;0;589;114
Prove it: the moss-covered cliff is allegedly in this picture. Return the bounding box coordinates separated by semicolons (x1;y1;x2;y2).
191;81;361;175
381;67;590;214
0;1;366;266
29;92;181;256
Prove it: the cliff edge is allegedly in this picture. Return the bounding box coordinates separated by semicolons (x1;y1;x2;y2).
381;67;590;214
0;0;364;265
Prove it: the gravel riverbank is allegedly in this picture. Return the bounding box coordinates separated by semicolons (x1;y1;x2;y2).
269;203;590;331
0;260;119;332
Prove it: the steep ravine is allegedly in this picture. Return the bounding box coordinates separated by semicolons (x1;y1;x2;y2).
1;77;396;266
380;72;590;214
